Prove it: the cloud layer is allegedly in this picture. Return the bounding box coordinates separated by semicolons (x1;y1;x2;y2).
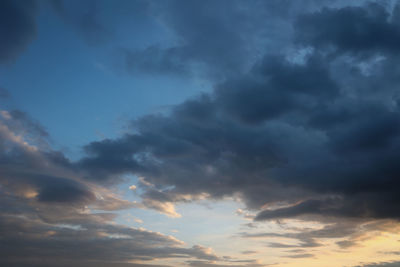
80;0;400;220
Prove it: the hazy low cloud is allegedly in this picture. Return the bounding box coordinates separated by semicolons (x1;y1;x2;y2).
355;262;400;267
0;111;233;266
186;260;264;267
240;219;400;256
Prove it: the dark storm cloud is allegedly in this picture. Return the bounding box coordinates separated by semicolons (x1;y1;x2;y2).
77;1;400;226
0;0;38;63
80;57;400;221
215;54;339;124
35;175;94;203
295;2;400;56
0;170;95;204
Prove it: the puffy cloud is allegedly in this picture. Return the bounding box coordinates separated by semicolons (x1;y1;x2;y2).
79;41;400;221
295;2;400;56
129;185;137;190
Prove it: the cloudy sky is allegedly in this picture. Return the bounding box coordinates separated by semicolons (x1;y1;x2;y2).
2;0;400;266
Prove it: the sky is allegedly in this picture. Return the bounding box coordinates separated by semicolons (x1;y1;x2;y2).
1;0;400;266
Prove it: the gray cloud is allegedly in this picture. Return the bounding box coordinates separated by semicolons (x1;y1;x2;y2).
0;211;219;266
186;260;265;267
0;111;237;266
240;219;400;254
118;0;327;79
79;24;400;220
295;2;400;56
0;261;170;267
0;0;38;63
355;262;400;267
284;253;313;259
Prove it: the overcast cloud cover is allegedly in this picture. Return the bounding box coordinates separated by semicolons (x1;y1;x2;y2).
2;0;400;266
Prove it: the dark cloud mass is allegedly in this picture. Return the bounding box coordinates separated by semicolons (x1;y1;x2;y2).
0;0;38;63
296;2;400;55
79;1;400;223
